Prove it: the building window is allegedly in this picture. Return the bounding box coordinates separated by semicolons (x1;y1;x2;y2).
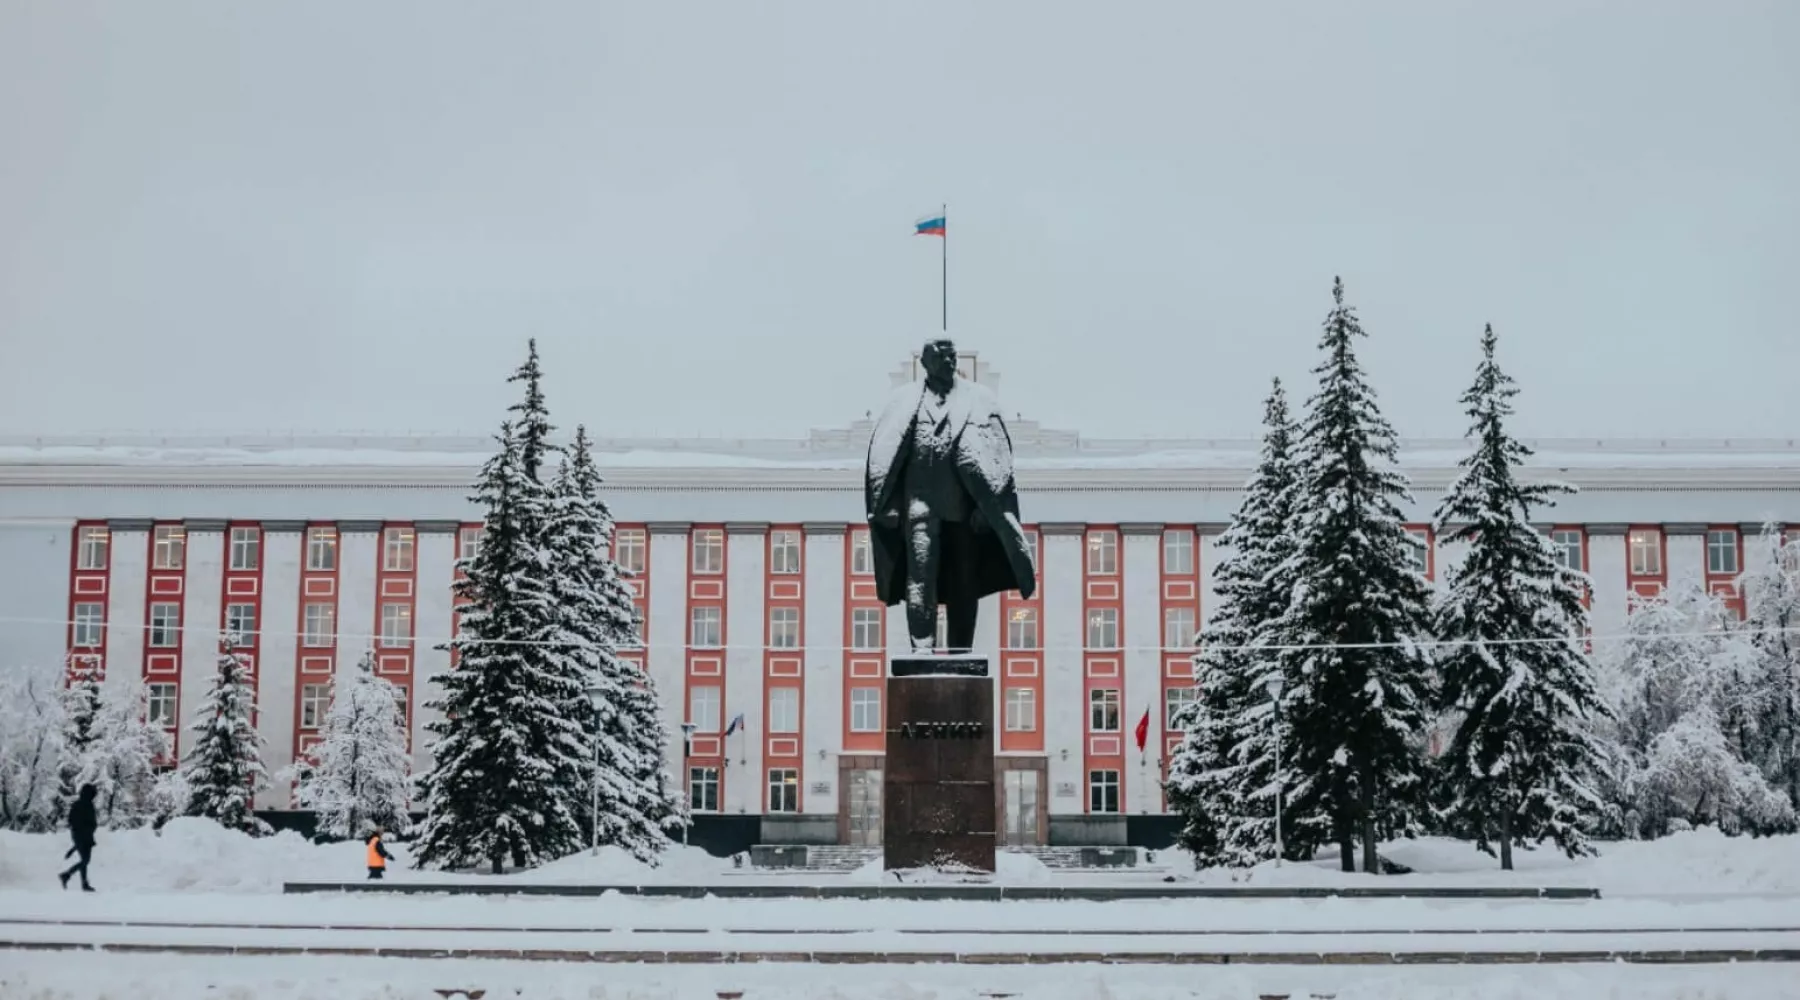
147;602;180;648
689;685;721;733
768;768;800;813
382;527;415;573
302;602;336;647
1163;529;1194;575
1006;607;1039;650
1550;529;1583;572
1707;529;1740;576
1164;607;1196;650
147;682;178;727
770;530;801;575
1024;531;1039;572
768;607;800;649
457;526;482;563
1629;529;1662;577
689;766;720;812
379;603;412;648
1089;770;1120;814
1165;686;1198;730
692;530;724;575
850;687;881;732
1086;608;1119;650
1089;688;1121;732
152;525;186;571
851;607;883;651
224;603;257;644
72;603;105;647
851;531;873;575
306;527;337;572
1403;528;1430;574
76;526;109;571
768;686;799;733
614;529;645;575
229;527;260;571
1004;687;1037;731
300;683;331;730
1087;531;1118;576
690;606;722;648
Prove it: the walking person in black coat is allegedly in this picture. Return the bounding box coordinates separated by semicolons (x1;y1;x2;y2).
59;784;99;892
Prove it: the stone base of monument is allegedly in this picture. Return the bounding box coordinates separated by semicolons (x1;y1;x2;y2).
883;654;997;876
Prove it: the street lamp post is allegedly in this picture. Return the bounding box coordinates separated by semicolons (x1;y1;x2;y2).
1264;674;1285;867
586;683;606;857
680;721;697;847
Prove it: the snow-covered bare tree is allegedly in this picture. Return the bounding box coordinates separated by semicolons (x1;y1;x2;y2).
414;414;588;873
1429;325;1612;868
289;648;413;840
59;661;102;804
179;637;270;834
1166;379;1324;866
1269;277;1436;873
1599;579;1795;836
76;671;175;829
0;662;70;832
1739;523;1800;811
549;425;685;862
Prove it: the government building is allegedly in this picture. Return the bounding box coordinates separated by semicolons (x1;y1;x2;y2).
2;352;1795;850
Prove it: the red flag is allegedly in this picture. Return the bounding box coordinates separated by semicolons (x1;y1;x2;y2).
1134;708;1150;752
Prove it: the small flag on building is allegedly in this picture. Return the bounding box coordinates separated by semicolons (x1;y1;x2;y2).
724;712;745;737
914;213;946;237
1134;708;1150;753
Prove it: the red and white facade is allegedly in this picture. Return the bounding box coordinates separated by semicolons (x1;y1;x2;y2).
4;355;1798;845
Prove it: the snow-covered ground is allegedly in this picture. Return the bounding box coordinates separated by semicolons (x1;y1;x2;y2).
6;819;1800;897
4;952;1800;1000
4;823;1799;997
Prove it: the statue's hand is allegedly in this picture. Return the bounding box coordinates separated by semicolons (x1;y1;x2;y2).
873;507;901;529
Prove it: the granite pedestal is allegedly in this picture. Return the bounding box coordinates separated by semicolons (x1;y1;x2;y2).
883;655;996;873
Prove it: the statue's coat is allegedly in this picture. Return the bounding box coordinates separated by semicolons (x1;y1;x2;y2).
864;376;1037;607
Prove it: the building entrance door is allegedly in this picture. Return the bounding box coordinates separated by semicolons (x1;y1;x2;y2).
847;768;883;846
1002;769;1041;846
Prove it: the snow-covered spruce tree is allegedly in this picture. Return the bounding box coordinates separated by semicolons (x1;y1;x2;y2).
1599;579;1795;836
1268;277;1436;873
59;661;102;805
179;636;270;835
1166;378;1325;867
548;426;685;861
290;648;413;840
0;661;70;832
1739;523;1800;812
413;419;589;873
1429;325;1612;868
509;337;555;481
76;671;173;829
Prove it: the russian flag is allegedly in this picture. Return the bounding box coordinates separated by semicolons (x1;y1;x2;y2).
914;214;946;237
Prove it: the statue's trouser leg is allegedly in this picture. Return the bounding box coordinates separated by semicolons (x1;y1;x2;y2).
905;503;939;648
941;524;979;653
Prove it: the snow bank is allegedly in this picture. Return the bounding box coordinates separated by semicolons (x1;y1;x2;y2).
0;820;728;894
1179;830;1800;896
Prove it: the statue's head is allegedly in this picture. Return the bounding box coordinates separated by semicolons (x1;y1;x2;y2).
921;338;956;390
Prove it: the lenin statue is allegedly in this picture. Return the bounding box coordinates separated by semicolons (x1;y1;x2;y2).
865;339;1037;651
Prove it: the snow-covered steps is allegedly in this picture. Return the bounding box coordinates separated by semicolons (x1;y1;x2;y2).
748;845;879;871
282;881;1601;900
1010;847;1143;870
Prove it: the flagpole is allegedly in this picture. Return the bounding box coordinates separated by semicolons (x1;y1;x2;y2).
940;202;948;333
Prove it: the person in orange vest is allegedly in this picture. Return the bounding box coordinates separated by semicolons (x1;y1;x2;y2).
366;828;395;880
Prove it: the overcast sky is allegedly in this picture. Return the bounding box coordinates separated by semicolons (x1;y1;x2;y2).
2;1;1795;443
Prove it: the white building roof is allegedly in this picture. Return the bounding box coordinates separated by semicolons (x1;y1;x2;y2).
1;430;1797;526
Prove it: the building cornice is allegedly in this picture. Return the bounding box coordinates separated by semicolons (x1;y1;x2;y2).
262;519;308;533
106;517;153;532
6;461;1798;494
